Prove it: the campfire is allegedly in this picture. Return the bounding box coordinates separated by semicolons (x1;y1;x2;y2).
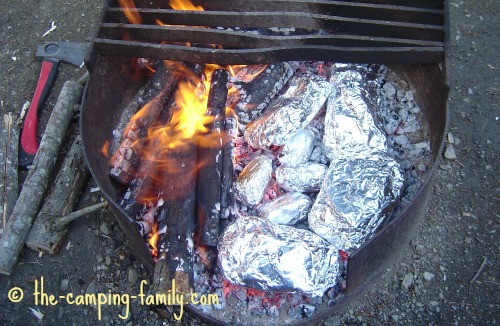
80;0;448;323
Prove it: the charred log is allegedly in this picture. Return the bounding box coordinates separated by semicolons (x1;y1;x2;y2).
220;115;237;232
109;60;186;185
196;69;229;247
228;62;294;123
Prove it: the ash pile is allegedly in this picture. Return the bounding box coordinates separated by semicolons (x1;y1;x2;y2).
107;60;431;324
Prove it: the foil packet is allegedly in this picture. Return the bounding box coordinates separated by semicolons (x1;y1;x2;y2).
279;127;315;166
218;216;339;296
276;162;327;192
244;74;332;149
258;192;313;225
234;156;273;206
308;152;403;252
324;66;386;160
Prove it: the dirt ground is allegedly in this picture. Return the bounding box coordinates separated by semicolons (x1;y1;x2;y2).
0;0;498;325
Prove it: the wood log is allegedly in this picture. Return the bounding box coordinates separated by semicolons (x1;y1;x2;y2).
26;136;90;254
220;115;237;232
228;62;294;123
0;112;19;234
196;69;229;247
0;80;84;275
109;60;186;185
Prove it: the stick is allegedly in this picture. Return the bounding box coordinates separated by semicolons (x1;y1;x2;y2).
26;136;90;254
0;80;83;275
1;112;19;233
196;69;229;247
52;202;108;230
469;257;488;285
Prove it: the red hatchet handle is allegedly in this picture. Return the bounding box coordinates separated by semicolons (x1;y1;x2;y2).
19;59;59;168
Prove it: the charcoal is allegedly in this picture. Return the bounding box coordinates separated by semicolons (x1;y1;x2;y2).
228;63;294;123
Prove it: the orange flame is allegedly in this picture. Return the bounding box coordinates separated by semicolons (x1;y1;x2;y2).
101;141;110;157
148;224;159;258
117;0;142;24
169;0;204;11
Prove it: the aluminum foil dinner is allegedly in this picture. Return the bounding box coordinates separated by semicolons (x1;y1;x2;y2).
218;216;339;296
279;127;315;166
244;74;332;149
276;162;327;192
308;152;404;252
258;192;312;225
324;66;386;160
234;156;273;206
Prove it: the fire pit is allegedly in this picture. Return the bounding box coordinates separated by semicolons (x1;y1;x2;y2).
80;0;449;324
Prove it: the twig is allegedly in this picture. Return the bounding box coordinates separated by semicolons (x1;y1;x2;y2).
53;202;108;230
469;257;488;285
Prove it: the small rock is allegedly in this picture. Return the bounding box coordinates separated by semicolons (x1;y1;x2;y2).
100;222;110;236
444;144;457;160
415;244;425;253
423;272;435;282
447;132;455;144
464;237;472;244
391;315;400;323
86;281;97;295
60;279;69;291
324;315;341;326
128;267;139;284
429;301;439;307
402;273;414;290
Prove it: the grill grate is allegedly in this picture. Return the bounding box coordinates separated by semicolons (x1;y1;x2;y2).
92;0;447;65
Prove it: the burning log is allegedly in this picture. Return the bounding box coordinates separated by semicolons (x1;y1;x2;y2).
26;136;90;254
196;69;229;247
0;79;84;275
0;112;18;234
152;144;197;298
228;63;293;123
109;60;187;185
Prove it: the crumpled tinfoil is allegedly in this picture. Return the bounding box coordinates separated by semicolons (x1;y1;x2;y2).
258;192;313;225
308;152;404;252
279;127;315;166
218;216;339;296
324;65;386;160
244;74;332;149
276;162;327;192
234;156;273;206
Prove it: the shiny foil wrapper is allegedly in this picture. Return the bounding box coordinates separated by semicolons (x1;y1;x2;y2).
234;156;273;206
279;127;315;166
244;74;332;149
258;192;313;225
324;66;386;160
218;216;339;296
276;162;327;192
308;153;404;252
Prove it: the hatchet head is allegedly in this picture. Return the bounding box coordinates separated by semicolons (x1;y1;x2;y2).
35;41;88;67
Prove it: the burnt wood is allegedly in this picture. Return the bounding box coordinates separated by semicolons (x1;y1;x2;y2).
109;61;182;185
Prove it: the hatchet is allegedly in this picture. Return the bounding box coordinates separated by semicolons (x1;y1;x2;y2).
19;41;87;168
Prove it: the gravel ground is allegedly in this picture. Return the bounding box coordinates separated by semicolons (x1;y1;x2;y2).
0;0;498;325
